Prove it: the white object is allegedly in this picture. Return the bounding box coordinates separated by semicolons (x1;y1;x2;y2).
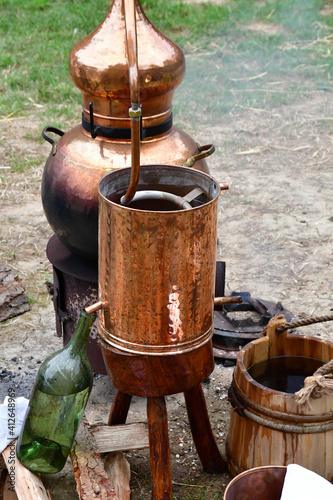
0;397;29;453
280;464;333;500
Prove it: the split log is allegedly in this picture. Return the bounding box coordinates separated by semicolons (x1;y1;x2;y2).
91;422;149;453
1;441;50;500
0;265;30;322
3;473;19;499
70;417;118;499
104;453;130;500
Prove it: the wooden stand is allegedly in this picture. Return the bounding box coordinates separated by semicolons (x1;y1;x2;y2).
101;339;227;500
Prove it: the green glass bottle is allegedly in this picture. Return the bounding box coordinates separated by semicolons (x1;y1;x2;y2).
17;309;96;474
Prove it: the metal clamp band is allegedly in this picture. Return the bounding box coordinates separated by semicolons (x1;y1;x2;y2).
82;104;173;140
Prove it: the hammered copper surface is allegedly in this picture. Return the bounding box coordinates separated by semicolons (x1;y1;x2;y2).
98;165;220;355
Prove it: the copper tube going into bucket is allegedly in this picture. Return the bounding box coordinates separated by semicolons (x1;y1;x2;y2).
121;0;141;205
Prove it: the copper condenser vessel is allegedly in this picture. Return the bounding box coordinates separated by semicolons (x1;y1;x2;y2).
41;0;214;261
98;165;221;359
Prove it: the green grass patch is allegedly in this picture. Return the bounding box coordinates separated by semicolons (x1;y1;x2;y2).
141;0;230;44
9;154;39;172
40;270;52;282
27;294;38;305
0;0;110;116
1;0;333;122
172;473;229;499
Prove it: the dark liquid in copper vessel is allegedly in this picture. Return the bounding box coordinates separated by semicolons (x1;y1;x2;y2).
248;356;325;393
127;198;183;211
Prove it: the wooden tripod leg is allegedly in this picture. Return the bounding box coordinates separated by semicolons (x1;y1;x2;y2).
108;389;132;425
184;383;227;473
147;396;172;500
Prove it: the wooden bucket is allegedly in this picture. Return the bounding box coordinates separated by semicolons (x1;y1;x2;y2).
226;315;333;481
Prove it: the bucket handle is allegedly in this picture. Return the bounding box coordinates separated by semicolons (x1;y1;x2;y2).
276;313;333;333
120;0;141;205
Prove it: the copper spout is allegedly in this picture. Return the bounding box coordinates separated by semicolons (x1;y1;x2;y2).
121;0;141;205
85;300;108;314
214;296;243;306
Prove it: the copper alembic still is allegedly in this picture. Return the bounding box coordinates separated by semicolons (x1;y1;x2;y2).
42;0;219;374
89;0;230;497
41;0;214;263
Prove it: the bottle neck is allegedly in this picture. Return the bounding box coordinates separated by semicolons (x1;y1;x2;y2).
66;310;97;355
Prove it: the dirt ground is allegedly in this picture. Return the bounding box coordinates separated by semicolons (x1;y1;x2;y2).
1;8;333;500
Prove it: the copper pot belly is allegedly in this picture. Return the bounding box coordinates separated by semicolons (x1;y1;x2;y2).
41;126;212;261
97;164;220;355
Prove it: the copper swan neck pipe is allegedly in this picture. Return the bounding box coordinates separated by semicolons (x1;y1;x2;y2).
120;0;141;205
125;0;139;106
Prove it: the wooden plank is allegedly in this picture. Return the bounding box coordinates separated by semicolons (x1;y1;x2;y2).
2;441;50;500
91;422;149;453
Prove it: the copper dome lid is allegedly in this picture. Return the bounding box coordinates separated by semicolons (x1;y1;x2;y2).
69;0;185;129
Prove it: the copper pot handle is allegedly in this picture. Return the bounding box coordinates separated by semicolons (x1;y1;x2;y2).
182;144;215;168
42;126;65;156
